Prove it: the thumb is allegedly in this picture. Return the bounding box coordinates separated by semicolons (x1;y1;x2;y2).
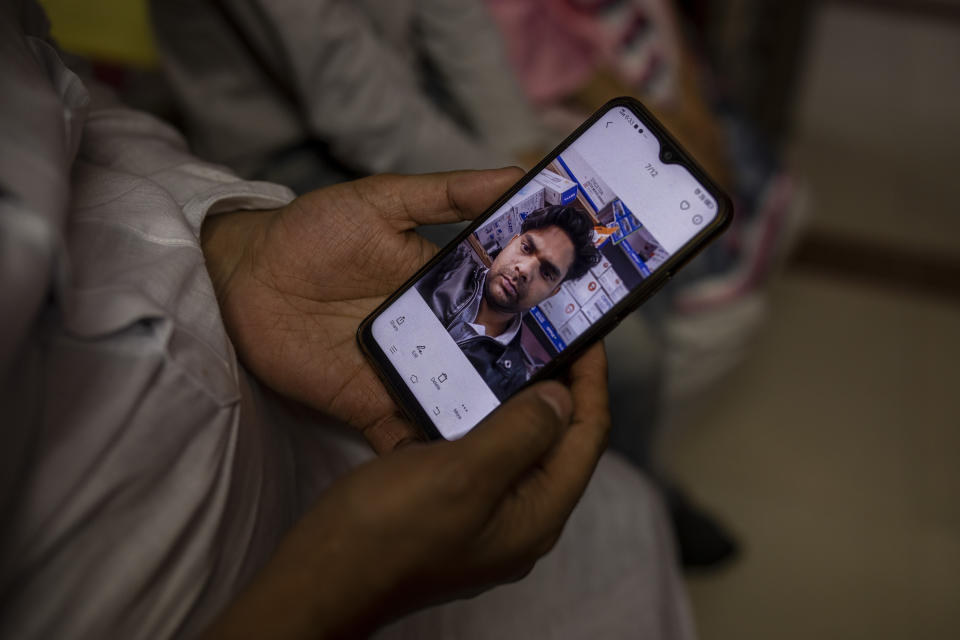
454;381;573;501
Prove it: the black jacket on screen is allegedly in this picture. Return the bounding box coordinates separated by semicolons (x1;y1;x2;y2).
415;244;536;401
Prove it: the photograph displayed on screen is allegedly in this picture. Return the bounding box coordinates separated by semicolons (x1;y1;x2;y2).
415;156;668;401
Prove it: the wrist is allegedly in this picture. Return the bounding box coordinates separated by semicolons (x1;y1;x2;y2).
200;208;279;304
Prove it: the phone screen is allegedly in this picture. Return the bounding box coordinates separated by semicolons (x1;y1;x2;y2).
369;104;721;439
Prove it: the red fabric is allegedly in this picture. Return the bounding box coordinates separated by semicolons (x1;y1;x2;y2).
485;0;613;103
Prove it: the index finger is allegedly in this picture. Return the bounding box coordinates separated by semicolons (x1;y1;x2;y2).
363;168;524;229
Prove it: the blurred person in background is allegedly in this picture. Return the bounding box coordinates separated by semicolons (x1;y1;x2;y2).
148;0;549;194
0;1;695;637
150;0;803;568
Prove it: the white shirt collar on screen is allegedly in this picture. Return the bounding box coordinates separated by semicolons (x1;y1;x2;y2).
456;270;522;347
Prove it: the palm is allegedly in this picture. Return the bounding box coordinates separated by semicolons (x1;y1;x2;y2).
213;171;521;451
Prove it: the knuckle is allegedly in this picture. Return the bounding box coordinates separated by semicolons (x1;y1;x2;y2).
597;426;611;452
508;522;564;568
503;561;537;585
596;406;612;438
532;526;563;559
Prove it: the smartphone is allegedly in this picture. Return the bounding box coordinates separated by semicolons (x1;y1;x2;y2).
357;97;732;440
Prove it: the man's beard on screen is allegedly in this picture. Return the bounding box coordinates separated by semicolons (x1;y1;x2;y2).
484;269;528;315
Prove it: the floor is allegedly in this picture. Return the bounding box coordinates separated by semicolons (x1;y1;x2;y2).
665;4;960;639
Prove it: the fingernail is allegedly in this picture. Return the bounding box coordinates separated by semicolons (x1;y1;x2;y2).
537;383;572;422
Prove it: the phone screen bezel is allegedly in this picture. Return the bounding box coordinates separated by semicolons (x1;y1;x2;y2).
357;96;733;440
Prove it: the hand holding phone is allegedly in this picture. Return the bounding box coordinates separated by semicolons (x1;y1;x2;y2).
203;344;609;639
201;167;525;452
359;98;731;440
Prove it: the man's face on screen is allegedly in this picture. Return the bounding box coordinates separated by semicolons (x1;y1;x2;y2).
485;226;575;314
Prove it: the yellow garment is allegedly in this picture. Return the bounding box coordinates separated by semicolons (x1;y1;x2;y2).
40;0;158;67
